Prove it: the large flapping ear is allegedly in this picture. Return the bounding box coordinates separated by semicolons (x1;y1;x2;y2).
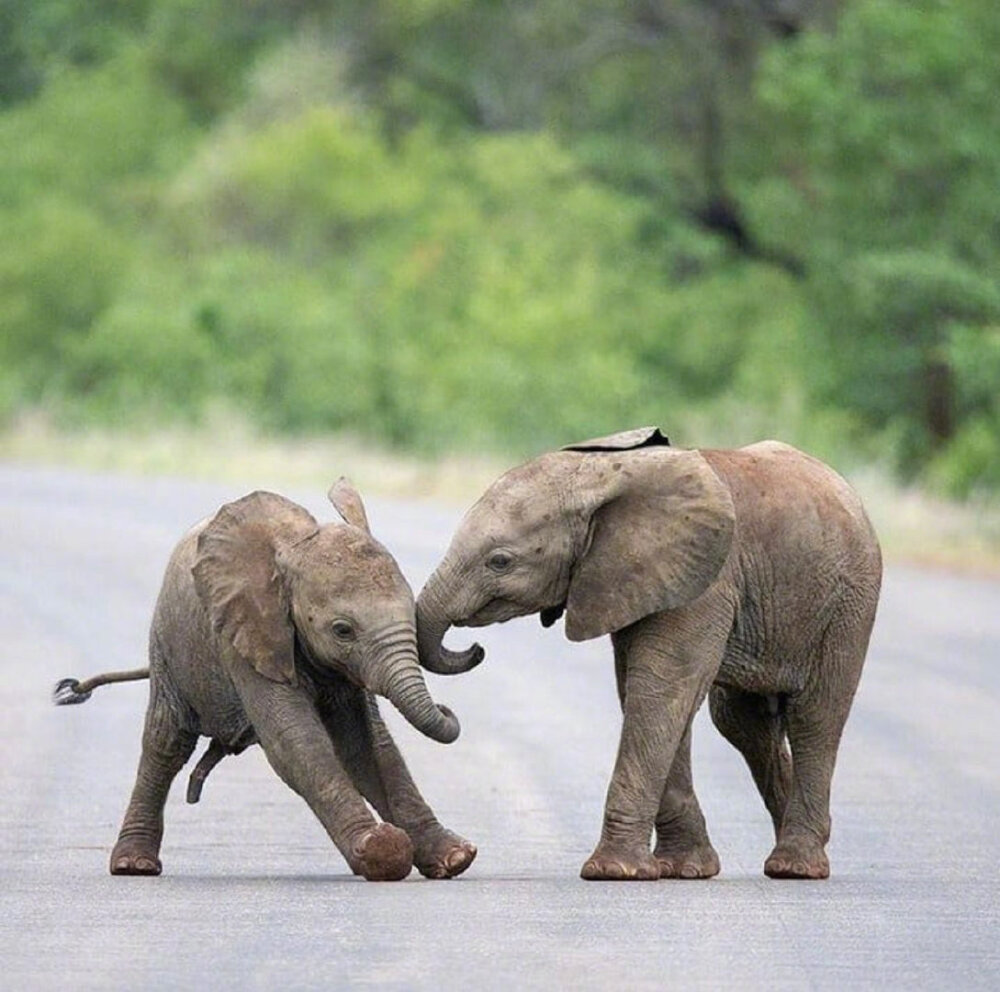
564;444;735;642
327;477;371;534
192;491;318;685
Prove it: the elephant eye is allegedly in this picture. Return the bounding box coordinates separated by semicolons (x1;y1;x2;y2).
486;550;514;572
331;620;355;640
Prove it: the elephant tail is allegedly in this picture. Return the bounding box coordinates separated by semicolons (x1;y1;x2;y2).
53;667;150;705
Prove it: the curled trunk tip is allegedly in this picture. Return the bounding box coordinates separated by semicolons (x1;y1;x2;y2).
429;704;460;743
416;594;486;676
379;653;461;744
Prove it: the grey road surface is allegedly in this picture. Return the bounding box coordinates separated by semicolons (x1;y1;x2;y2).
2;464;998;991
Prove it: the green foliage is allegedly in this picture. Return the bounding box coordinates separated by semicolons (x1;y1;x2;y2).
757;0;1000;262
185;250;371;432
1;0;998;497
144;0;310;119
0;1;40;104
177;118;701;450
931;324;1000;496
755;0;1000;492
193;105;423;254
0;199;128;390
0;0;152;105
0;50;195;209
61;290;216;421
806;251;1000;461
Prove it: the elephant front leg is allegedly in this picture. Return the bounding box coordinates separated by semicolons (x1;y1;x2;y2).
363;696;476;879
581;686;671;881
582;611;725;882
325;689;476;879
231;667;413;881
653;725;720;879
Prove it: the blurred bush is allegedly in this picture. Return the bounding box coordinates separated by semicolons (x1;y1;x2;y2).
0;0;997;496
756;0;1000;494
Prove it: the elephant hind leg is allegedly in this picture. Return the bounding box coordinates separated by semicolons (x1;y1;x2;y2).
765;627;867;880
111;695;197;876
708;684;792;836
761;601;874;881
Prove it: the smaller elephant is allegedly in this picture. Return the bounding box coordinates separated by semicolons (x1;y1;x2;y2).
55;480;476;882
416;429;882;881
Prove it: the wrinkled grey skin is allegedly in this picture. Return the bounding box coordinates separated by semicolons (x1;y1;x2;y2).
86;481;475;881
417;429;881;881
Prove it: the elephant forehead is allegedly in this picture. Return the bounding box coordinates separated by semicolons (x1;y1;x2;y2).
474;490;552;535
297;528;409;597
474;455;577;525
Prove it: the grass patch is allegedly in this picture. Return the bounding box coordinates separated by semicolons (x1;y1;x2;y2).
850;467;1000;577
0;411;505;506
2;413;998;574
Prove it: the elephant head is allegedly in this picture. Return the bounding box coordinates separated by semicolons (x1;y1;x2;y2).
416;428;736;673
192;479;460;743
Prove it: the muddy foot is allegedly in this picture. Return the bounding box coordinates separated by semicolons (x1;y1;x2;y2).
353;823;414;881
654;843;720;879
110;839;162;876
413;828;477;880
580;845;660;881
764;843;829;880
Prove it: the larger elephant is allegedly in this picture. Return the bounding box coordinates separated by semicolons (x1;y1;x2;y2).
56;481;475;882
416;429;881;881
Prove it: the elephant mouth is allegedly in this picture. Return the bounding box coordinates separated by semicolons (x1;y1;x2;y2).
539;603;566;628
456;598;527;627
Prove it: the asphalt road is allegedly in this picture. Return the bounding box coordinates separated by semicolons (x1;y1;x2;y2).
2;464;998;991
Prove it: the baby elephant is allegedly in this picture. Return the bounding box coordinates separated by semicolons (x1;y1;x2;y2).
416;429;882;881
55;480;476;882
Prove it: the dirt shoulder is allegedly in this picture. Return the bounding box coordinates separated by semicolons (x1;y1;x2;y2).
2;418;998;576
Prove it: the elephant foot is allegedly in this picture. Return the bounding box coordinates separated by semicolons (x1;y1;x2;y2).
580;844;660;881
654;843;720;880
110;837;162;876
412;827;477;880
353;823;413;881
764;841;829;880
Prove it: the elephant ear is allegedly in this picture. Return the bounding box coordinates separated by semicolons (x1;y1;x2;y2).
192;491;318;685
563;425;671;452
564;448;735;642
327;477;371;533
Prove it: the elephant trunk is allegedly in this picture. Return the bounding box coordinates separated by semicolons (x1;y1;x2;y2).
370;629;461;744
415;574;485;676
